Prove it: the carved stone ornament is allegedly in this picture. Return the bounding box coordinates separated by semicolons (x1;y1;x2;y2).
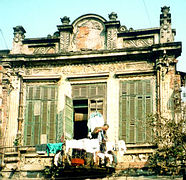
107;28;117;49
119;25;128;32
61;16;70;25
31;61;153;76
108;12;118;21
13;26;26;43
123;37;154;48
72;19;105;51
33;47;55;54
160;6;173;43
60;32;70;51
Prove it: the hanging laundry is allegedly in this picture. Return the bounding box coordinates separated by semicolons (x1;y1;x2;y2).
87;111;104;138
46;143;63;156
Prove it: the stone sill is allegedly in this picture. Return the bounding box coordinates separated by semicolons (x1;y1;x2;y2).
24;153;53;158
124;148;154;155
126;143;156;148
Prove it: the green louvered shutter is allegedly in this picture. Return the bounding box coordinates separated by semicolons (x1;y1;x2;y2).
24;85;57;145
25;86;41;145
145;80;153;142
120;80;153;144
64;96;74;140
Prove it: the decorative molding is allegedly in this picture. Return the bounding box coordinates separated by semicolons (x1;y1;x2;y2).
29;61;153;79
123;37;154;48
23;75;61;81
60;32;70;51
33;46;55;54
160;6;173;43
107;28;117;49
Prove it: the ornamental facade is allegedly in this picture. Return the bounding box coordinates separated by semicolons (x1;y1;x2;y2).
0;6;184;178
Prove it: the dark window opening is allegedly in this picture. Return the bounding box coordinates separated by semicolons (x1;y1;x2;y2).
73;100;88;140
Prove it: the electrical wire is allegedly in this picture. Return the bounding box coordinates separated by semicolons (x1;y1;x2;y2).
0;29;9;49
142;0;152;27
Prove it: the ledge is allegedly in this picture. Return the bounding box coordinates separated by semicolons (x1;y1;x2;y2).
126;143;155;148
118;27;160;37
115;70;155;77
124;149;154;155
23;75;61;81
67;73;109;81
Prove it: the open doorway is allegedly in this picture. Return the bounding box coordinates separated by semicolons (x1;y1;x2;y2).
73;99;88;139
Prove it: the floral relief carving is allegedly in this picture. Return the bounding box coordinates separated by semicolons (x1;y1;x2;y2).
31;61;153;76
107;28;117;49
60;32;70;51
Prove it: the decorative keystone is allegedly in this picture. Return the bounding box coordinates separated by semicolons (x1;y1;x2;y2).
61;16;70;25
108;12;118;21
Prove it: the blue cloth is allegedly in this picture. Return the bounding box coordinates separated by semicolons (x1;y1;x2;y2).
46;143;63;156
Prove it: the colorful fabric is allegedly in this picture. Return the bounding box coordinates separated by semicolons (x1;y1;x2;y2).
46;143;63;156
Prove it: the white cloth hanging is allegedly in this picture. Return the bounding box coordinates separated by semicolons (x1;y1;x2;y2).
87;112;104;138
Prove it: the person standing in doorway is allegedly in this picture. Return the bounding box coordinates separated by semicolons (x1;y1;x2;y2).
91;124;109;153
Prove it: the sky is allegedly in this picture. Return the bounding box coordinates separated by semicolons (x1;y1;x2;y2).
0;0;185;72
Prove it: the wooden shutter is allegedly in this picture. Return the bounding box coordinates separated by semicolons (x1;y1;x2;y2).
25;85;57;145
41;101;47;134
25;87;34;145
137;81;143;95
64;96;73;140
72;84;106;99
80;86;88;97
89;99;103;115
146;96;152;142
136;97;143;143
97;84;105;96
73;87;80;98
49;101;56;143
90;86;97;97
72;86;88;98
145;80;152;142
120;80;153;144
120;97;127;140
129;97;135;143
35;86;41;99
34;115;40;145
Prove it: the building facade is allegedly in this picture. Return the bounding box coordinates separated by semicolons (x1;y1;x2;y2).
0;6;184;177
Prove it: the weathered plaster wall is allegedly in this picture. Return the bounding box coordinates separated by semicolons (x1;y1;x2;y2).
5;76;20;147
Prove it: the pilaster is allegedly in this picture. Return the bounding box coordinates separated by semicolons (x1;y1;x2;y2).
3;71;20;147
156;50;178;118
107;72;119;142
104;12;120;50
57;16;73;52
57;75;72;141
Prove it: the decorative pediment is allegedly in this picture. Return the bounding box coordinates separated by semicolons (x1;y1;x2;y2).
72;14;106;51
